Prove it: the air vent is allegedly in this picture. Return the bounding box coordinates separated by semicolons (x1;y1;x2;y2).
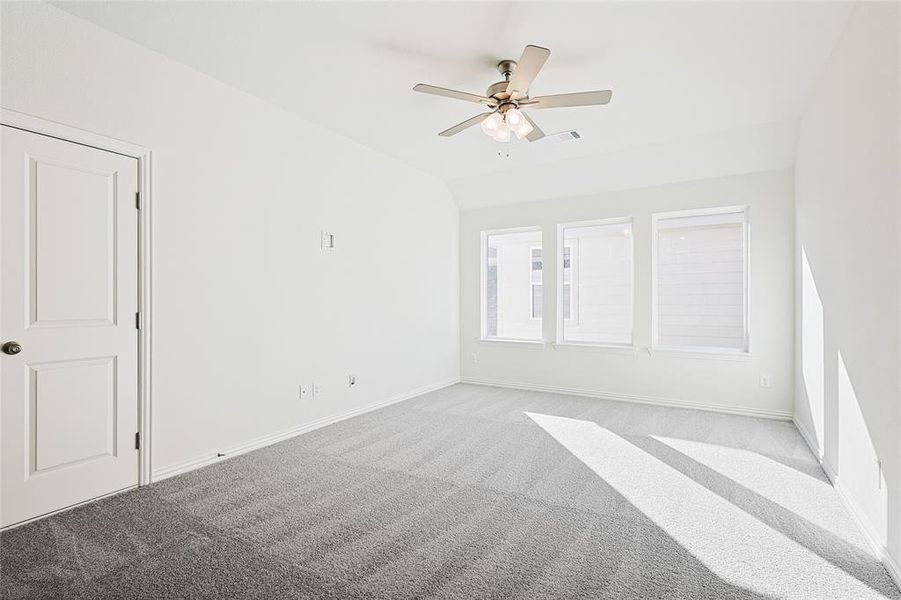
550;130;582;144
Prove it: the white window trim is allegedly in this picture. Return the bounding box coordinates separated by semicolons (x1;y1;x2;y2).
650;205;750;354
480;226;544;343
556;217;634;347
478;338;547;348
648;346;753;361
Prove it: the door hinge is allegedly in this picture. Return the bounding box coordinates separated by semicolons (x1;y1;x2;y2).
135;191;141;210
135;312;141;330
135;432;141;450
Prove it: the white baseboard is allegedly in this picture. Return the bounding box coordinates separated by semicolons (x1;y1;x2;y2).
461;378;793;420
152;376;460;482
792;416;826;464
832;477;901;591
791;416;901;591
883;548;901;593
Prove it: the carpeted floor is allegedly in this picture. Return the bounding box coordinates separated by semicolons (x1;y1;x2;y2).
2;384;899;599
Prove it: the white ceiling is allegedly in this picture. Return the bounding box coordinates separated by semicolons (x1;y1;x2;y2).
56;1;853;186
448;120;799;209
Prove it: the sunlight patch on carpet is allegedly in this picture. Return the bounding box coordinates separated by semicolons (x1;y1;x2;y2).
525;411;891;599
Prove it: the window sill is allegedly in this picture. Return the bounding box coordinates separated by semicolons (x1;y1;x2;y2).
648;347;753;361
479;338;547;348
552;342;637;355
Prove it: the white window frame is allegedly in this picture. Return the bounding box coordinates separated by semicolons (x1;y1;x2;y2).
556;217;634;348
650;205;750;355
480;226;544;343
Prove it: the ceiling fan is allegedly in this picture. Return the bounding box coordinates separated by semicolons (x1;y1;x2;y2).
413;45;612;143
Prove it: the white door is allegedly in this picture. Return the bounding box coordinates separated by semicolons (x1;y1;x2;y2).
1;125;140;527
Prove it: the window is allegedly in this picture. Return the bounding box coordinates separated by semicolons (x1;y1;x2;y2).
531;246;573;320
558;219;633;345
482;228;542;341
653;207;749;352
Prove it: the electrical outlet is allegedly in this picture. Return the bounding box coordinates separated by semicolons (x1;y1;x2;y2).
759;375;771;388
348;375;356;387
472;353;479;364
313;383;321;397
299;384;309;399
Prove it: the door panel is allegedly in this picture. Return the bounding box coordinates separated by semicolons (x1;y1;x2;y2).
32;159;117;327
31;357;117;473
1;125;139;528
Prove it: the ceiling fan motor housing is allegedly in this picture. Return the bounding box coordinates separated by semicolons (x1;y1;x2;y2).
486;80;516;104
488;59;520;104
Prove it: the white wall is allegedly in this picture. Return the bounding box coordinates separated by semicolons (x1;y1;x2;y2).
461;170;795;418
794;1;901;573
1;2;460;473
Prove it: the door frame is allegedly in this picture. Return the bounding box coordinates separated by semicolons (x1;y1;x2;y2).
1;108;154;487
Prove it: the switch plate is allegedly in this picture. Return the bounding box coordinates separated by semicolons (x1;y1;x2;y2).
321;231;335;250
759;375;771;388
299;384;309;399
313;383;321;397
348;375;356;387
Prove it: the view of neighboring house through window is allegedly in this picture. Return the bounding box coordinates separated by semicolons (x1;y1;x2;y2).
653;206;749;352
561;245;573;321
482;228;542;341
486;245;499;337
558;219;633;345
530;247;542;319
531;246;573;320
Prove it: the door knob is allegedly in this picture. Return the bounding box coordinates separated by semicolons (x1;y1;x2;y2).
2;341;22;356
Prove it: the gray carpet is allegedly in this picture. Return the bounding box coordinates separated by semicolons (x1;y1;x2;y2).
2;384;899;599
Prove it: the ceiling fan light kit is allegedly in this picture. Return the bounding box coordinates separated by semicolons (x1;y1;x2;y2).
413;45;612;144
480;112;503;135
480;109;532;143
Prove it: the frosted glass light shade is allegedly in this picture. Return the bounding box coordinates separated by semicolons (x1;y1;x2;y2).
513;119;534;139
480;113;504;135
505;108;525;128
493;122;511;142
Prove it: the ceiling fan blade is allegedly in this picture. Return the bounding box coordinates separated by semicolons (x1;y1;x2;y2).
522;113;545;142
438;112;494;137
529;90;613;109
506;45;550;98
413;83;492;105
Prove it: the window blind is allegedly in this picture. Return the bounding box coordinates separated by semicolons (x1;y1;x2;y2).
655;209;748;351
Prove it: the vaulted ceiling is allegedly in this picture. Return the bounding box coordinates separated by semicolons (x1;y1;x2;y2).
57;1;853;200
